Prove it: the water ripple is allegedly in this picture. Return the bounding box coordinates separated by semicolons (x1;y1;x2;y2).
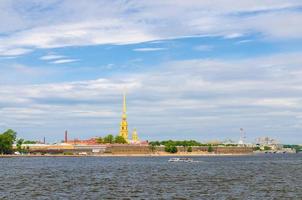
0;155;301;199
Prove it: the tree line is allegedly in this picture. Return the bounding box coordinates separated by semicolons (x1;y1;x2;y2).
96;134;127;144
149;140;238;147
283;145;302;152
149;140;203;147
149;140;221;153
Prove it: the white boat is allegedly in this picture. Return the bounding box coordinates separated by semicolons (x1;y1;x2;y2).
168;158;194;162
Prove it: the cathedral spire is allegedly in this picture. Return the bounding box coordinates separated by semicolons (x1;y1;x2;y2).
119;90;128;142
123;91;126;117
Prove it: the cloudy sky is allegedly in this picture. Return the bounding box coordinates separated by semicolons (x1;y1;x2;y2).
1;0;302;144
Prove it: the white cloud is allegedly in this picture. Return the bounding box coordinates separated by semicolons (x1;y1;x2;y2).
0;1;302;54
253;98;299;107
0;20;156;50
39;53;78;64
0;48;32;56
224;33;243;39
1;52;302;142
1;1;302;142
40;54;66;61
236;40;253;44
133;47;166;52
51;59;79;64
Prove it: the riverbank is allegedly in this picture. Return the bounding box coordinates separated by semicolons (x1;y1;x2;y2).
0;153;254;158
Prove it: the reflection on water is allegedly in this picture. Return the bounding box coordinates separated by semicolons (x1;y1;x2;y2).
0;154;302;199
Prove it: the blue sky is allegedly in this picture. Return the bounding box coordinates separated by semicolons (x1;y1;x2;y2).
1;0;302;144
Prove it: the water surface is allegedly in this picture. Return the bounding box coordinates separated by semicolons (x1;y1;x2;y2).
0;154;301;199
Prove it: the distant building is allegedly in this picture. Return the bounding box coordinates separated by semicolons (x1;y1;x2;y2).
66;138;98;145
256;137;282;150
130;128;140;144
132;128;138;142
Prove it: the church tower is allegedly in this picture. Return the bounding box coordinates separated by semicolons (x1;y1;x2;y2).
132;128;139;143
119;91;128;141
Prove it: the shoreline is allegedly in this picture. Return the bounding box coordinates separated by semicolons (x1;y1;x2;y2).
0;153;255;158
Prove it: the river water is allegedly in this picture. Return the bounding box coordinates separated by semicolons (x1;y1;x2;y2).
0;154;301;199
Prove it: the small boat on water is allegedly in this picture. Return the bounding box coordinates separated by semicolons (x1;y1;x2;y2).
168;158;194;162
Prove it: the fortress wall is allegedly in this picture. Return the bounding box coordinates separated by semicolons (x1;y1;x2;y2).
24;144;253;155
108;145;151;154
155;146;253;154
214;147;253;154
192;146;209;152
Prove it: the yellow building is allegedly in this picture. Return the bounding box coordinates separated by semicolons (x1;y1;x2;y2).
132;128;139;142
119;91;128;141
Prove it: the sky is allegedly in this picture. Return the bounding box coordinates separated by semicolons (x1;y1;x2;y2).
1;0;302;144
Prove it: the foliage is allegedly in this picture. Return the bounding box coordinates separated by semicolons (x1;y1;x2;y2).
149;140;223;147
225;144;238;147
103;134;114;144
97;135;128;144
149;141;160;146
16;138;24;153
165;145;178;153
0;129;17;154
114;135;127;144
170;146;177;153
23;140;37;144
150;140;224;154
149;143;156;152
263;146;272;151
283;145;302;152
96;137;103;144
208;146;213;152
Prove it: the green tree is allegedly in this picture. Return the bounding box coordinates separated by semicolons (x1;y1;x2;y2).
208;145;213;153
23;140;37;144
264;146;272;151
149;141;160;146
16;138;24;153
96;137;104;144
169;146;178;153
103;134;114;144
114;135;127;144
164;145;170;153
165;145;178;153
150;140;205;147
149;143;156;152
0;129;17;154
187;146;192;152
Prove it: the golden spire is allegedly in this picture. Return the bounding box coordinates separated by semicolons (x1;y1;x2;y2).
122;91;126;119
119;90;128;142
